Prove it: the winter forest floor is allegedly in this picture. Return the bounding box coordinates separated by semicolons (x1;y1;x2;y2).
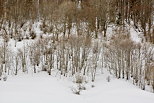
0;70;154;103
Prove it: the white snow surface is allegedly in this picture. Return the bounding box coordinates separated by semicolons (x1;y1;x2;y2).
0;71;154;103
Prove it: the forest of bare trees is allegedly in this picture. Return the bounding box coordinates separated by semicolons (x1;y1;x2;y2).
0;0;154;92
0;0;153;42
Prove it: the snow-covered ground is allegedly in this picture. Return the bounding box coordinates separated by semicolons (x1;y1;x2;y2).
0;71;154;103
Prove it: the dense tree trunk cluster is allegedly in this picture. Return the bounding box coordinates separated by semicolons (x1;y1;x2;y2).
0;0;153;42
104;29;154;91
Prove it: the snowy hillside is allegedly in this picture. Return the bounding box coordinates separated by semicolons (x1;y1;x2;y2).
1;71;154;103
0;19;153;103
0;0;154;103
0;20;153;103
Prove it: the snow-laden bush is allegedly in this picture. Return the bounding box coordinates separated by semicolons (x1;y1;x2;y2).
106;76;111;82
3;76;7;81
71;73;87;95
71;87;80;95
1;72;7;81
75;74;85;84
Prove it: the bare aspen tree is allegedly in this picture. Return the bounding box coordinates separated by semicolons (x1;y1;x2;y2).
91;42;100;82
18;45;27;73
0;46;3;79
29;43;41;73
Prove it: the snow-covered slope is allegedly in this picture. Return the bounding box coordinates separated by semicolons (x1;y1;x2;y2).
0;72;154;103
0;20;153;103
